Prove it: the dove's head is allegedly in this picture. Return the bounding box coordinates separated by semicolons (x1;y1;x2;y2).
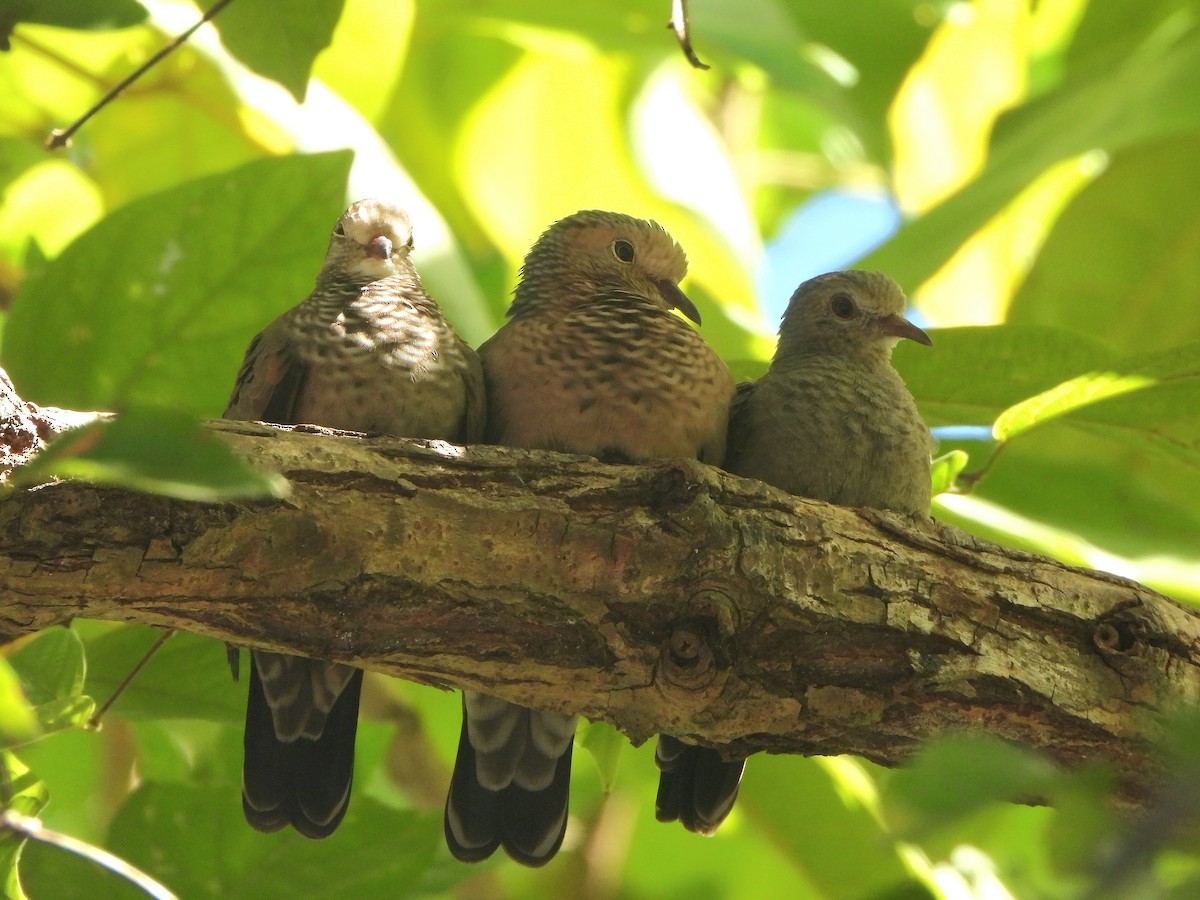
510;210;701;324
322;199;414;281
777;270;931;361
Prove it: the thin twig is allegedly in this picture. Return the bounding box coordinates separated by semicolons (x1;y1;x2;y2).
668;0;710;70
87;629;176;729
1;809;178;900
45;0;237;150
955;441;1008;494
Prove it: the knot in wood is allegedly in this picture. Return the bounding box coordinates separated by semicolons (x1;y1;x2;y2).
1094;620;1140;656
657;590;737;693
661;622;717;690
1092;609;1167;679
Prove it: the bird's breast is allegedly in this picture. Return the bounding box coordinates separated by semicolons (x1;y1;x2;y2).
483;311;732;460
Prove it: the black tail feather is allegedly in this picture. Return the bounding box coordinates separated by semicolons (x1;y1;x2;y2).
655;735;745;835
242;666;363;839
445;697;573;867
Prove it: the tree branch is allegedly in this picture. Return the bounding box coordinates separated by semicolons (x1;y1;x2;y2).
3;378;1198;805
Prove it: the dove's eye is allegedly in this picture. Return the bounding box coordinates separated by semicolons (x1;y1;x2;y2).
831;295;855;319
612;239;635;263
333;223;346;236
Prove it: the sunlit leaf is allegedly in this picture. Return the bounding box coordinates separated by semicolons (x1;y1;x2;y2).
789;0;935;162
2;151;353;416
578;720;625;793
890;0;1029;213
1010;133;1200;353
994;371;1154;441
864;18;1200;291
453;45;760;361
0;658;39;748
204;0;345;102
1;0;146;31
31;697;95;736
990;341;1200;461
930;449;968;496
5;628;95;742
9;627;86;706
14;408;288;501
894;324;1116;428
85;38;279;206
741;755;930;897
0;752;48;900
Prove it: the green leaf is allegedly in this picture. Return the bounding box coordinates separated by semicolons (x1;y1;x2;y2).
2;151;353;415
1046;766;1119;878
10;730;106;845
930;449;968;496
0;0;146;31
578;720;624;793
894;324;1116;428
884;734;1060;839
742;755;931;898
84;32;273;208
7;628;95;742
204;0;345;102
106;784;457;899
0;752;48;900
938;435;1200;576
31;697;95;736
82;625;242;724
991;341;1200;461
693;0;933;164
9;627;86;706
14;408;288;502
0;137;46;195
128;720;224;784
1009;133;1200;354
994;371;1158;441
0;658;39;748
862;18;1200;290
619;742;824;898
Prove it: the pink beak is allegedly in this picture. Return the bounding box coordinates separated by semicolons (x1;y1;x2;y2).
878;314;932;346
366;235;393;260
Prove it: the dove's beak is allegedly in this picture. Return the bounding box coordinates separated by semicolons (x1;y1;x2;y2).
879;314;932;346
366;235;393;260
655;279;702;325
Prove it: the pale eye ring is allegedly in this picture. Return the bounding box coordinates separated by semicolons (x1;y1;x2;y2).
612;239;635;263
333;223;346;236
831;294;855;319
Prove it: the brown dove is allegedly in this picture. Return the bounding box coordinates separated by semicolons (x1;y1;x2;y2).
443;209;737;866
224;198;484;838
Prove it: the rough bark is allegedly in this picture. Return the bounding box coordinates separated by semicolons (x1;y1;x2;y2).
3;375;1199;805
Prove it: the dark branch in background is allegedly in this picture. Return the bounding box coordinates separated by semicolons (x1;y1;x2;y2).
668;0;710;70
44;0;237;150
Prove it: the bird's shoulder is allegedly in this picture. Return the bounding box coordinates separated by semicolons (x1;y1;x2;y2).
224;312;305;421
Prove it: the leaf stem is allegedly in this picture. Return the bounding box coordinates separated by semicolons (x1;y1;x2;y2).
87;628;176;729
0;809;178;900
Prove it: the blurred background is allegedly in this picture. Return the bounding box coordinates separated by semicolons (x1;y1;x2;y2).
1;0;1199;896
